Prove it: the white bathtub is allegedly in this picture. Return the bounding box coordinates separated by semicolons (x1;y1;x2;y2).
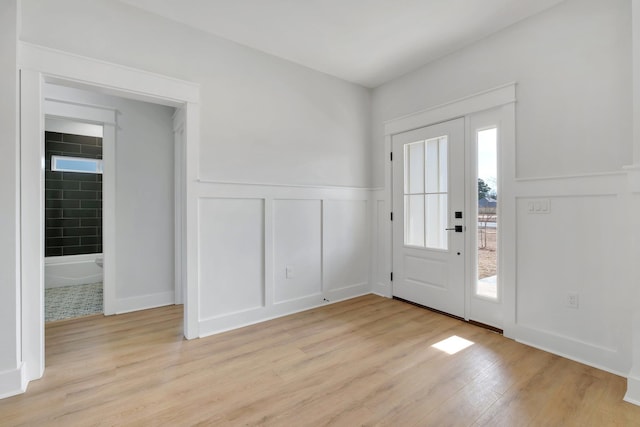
45;254;103;288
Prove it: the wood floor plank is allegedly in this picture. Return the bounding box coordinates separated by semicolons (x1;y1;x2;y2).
1;295;639;426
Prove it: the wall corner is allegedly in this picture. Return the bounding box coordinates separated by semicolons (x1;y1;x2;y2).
623;164;640;407
625;375;640;406
0;363;27;400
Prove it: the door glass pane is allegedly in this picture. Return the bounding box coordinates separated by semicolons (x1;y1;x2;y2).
425;138;439;193
403;135;448;250
476;128;498;299
404;195;425;246
438;138;448;192
425;194;447;250
406;142;424;194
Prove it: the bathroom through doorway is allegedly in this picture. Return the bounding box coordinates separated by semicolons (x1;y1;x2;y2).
42;81;179;324
44;119;105;322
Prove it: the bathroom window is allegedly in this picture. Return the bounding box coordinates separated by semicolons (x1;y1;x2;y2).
51;155;103;174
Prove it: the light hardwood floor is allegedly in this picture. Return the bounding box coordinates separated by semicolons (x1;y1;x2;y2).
1;295;639;426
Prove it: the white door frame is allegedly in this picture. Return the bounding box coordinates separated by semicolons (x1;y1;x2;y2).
173;108;186;305
19;43;201;385
383;83;517;337
465;108;509;329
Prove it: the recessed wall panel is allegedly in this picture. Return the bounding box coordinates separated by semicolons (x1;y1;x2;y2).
198;198;264;319
376;200;387;285
324;200;369;291
516;195;621;351
273;199;322;303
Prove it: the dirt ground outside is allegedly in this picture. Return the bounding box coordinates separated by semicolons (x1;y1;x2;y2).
478;224;496;279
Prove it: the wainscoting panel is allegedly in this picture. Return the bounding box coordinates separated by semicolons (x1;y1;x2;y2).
196;182;373;337
373;195;390;296
273;199;322;304
198;197;265;320
515;187;629;374
323;199;369;299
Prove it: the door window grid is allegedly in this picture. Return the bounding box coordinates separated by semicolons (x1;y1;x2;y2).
403;136;448;250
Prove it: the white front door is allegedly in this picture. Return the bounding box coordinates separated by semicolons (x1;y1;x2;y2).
392;118;465;317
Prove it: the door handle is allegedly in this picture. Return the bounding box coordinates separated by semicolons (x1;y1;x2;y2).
445;225;464;232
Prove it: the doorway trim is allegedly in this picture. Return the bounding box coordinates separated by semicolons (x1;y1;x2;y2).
383;83;517;337
19;42;201;385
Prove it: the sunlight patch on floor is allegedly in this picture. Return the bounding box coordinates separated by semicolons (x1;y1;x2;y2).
432;335;474;355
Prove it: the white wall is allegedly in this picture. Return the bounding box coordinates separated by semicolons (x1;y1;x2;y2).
44;84;176;312
20;0;371;188
0;0;22;398
372;0;631;186
372;0;634;375
45;118;103;138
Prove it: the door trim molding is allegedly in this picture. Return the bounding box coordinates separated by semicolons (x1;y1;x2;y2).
384;83;516;137
18;42;201;392
383;83;517;334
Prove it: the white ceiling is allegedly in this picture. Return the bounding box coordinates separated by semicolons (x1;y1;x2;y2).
119;0;565;88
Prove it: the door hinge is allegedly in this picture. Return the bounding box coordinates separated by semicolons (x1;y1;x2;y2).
390;212;393;221
390;152;393;161
390;272;393;282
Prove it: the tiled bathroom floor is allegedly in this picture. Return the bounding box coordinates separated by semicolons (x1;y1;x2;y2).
45;282;103;322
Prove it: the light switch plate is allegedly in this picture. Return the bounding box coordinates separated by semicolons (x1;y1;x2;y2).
527;198;550;214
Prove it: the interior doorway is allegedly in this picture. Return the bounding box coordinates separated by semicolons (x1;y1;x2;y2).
19;44;200;388
41;81;179;321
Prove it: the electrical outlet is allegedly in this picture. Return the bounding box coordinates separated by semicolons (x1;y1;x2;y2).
285;265;294;279
567;292;579;309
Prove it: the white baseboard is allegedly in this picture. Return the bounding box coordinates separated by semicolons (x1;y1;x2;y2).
0;364;27;400
324;282;370;302
515;325;625;378
199;286;371;338
372;281;391;297
115;291;175;314
625;375;640;406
